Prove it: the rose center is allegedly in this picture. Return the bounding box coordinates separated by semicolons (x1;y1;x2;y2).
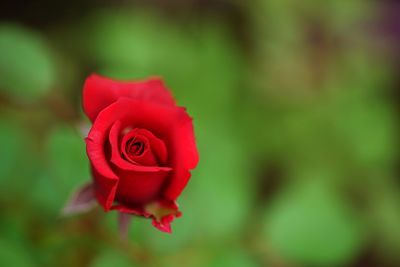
126;137;145;157
119;128;161;166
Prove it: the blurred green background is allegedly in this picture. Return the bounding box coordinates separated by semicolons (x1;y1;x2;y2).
0;0;399;266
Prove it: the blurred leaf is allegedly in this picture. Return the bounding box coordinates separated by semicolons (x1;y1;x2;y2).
129;210;194;254
168;20;244;123
0;211;30;248
102;208;193;255
0;114;41;194
85;9;188;77
0;239;34;267
255;0;303;46
90;248;137;267
48;125;89;190
263;179;364;266
333;101;396;167
305;0;372;34
369;184;400;261
0;24;56;102
30;125;89;214
208;248;259;267
0;117;25;181
184;122;254;239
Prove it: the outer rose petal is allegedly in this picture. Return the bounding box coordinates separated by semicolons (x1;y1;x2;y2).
163;112;199;200
90;165;118;211
83;74;175;122
85;126;119;211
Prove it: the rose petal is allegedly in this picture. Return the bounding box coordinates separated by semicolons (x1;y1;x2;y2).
145;200;181;233
108;120;172;172
120;130;157;166
114;198;179;234
88;97;186;145
90;166;118;211
113;169;169;205
82;74;175;122
85;133;118;211
111;204;151;217
129;128;169;165
164;169;192;202
152;215;175;233
112;199;182;234
145;200;181;221
163;111;199;200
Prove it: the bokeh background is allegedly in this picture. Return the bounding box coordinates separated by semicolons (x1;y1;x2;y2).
0;0;399;266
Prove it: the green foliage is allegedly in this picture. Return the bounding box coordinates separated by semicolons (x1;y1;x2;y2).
30;125;89;214
368;183;400;260
90;248;137;267
185;123;253;238
0;24;56;102
46;125;89;189
0;114;42;194
208;248;259;267
0;239;34;267
263;180;364;266
327;84;397;169
0;117;26;181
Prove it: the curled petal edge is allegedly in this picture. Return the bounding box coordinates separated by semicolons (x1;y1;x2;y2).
111;200;182;233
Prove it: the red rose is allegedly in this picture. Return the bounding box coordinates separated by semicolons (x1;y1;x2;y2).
82;74;199;233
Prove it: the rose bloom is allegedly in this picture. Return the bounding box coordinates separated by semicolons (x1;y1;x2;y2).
82;74;199;233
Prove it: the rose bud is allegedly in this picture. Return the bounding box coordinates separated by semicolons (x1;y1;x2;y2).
63;74;199;235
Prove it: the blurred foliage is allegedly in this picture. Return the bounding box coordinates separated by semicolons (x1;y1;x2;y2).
263;179;364;266
90;247;138;267
0;0;399;266
0;24;56;102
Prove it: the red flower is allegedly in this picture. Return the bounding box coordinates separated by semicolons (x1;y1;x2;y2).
82;74;199;233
